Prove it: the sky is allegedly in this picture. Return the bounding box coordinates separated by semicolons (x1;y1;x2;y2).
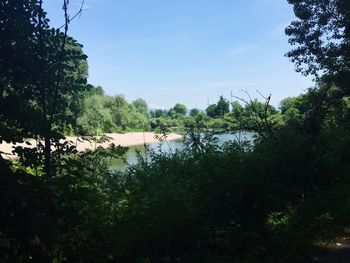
44;0;313;110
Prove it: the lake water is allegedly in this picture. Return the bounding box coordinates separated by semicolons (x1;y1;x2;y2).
110;132;253;170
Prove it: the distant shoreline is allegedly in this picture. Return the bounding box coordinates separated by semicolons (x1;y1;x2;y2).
0;132;183;159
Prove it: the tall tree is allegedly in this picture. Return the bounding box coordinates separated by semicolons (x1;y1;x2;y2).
172;103;187;115
216;96;230;116
286;0;350;93
132;98;149;115
206;104;217;118
0;0;88;176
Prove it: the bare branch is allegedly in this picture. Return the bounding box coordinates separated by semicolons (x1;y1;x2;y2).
58;0;85;29
224;90;275;138
50;0;70;124
256;90;267;100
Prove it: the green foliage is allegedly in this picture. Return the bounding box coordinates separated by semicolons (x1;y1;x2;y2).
172;103;187;115
189;108;200;117
286;0;350;93
0;1;88;144
132;98;149;115
206;104;218;117
151;109;167;118
205;96;230;118
2;1;350;262
216;96;230;116
99;107;350;262
76;95;115;135
75;93;151;134
6;92;349;261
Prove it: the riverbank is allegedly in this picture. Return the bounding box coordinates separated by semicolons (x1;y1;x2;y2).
0;132;183;159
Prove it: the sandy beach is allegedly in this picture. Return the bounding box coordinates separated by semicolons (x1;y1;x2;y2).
0;132;183;159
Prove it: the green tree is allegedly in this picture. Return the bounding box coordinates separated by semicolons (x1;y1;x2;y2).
206;104;217;118
86;84;104;96
172;103;187;115
77;95;115;135
205;97;230;118
152;109;167;118
0;0;44;143
216;96;230;116
231;101;244;118
189;108;200;117
132;98;149;115
286;0;350;93
0;0;88;176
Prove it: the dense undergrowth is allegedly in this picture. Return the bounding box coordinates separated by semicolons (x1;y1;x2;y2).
2;86;350;262
1;0;350;262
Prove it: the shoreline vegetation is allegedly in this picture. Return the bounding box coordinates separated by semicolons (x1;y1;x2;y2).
0;132;183;159
1;1;350;261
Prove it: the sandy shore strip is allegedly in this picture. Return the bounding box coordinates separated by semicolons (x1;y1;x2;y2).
0;132;183;158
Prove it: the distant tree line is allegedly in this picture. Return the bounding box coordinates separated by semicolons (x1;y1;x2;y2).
1;0;350;262
76;86;320;136
72;85;236;134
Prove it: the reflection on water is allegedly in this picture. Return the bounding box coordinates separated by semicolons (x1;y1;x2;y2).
110;132;253;171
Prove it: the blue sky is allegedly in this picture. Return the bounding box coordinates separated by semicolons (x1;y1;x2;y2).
44;0;313;109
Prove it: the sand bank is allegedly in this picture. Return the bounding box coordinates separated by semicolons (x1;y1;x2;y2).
0;132;183;158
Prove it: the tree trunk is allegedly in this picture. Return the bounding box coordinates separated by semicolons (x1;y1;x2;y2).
44;125;52;177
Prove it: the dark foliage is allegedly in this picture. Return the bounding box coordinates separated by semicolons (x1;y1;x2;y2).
286;0;350;94
1;0;350;262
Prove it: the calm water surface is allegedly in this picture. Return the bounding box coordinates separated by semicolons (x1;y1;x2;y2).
110;132;253;170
